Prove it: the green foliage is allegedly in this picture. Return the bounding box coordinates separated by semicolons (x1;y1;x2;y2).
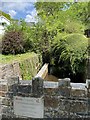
64;20;85;34
19;56;40;80
21;21;36;52
6;21;22;31
0;10;11;20
52;33;88;74
35;2;87;34
0;52;41;80
88;38;90;56
2;2;89;82
6;20;38;53
0;52;37;64
19;53;41;80
69;2;90;26
34;2;89;82
2;30;25;55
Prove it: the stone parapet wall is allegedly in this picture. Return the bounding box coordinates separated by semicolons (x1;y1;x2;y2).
44;79;90;118
0;77;19;119
0;76;90;119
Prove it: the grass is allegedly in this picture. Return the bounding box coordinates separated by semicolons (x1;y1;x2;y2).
0;52;37;64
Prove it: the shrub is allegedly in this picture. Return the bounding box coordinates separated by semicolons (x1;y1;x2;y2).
60;34;88;73
51;33;88;82
64;21;85;34
2;30;25;55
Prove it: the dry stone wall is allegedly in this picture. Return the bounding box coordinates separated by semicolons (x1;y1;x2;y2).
0;54;42;80
0;77;19;119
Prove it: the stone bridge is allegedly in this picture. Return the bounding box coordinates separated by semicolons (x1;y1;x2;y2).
0;64;90;119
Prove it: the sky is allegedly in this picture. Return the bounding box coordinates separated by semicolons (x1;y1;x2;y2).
0;0;87;22
0;1;37;23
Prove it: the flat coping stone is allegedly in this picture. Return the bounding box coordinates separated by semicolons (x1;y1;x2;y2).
20;80;59;88
44;81;58;88
20;80;32;85
19;80;87;89
71;83;86;90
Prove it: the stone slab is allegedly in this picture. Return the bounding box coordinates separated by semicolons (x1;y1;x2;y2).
14;96;44;118
44;81;58;88
71;83;86;90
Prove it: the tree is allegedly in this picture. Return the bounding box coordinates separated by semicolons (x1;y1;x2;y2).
35;2;87;64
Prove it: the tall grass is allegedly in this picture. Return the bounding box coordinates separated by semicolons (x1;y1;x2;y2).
0;52;36;64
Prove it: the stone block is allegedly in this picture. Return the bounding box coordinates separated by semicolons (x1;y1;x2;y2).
0;85;8;92
12;62;22;80
58;110;69;118
7;76;19;85
6;92;13;98
44;88;59;96
88;98;90;112
86;79;90;89
69;100;88;113
87;90;90;98
71;89;87;98
0;64;14;79
1;98;12;106
0;79;7;86
2;105;12;115
45;109;69;118
0;104;2;114
58;78;71;97
17;84;32;94
58;78;71;87
86;79;90;98
0;114;2;120
58;87;71;97
0;91;6;97
59;99;70;112
44;96;59;108
69;112;84;118
44;107;60;118
8;84;18;93
0;84;18;93
0;97;5;105
32;77;44;97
